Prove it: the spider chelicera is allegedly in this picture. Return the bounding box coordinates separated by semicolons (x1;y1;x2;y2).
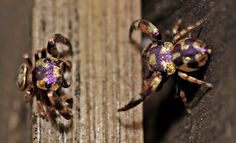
118;19;213;112
16;34;73;120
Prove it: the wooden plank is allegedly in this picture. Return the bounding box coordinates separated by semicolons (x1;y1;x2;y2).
32;0;142;142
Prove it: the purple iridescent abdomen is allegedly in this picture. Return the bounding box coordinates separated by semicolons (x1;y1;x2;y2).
172;38;211;72
34;57;62;91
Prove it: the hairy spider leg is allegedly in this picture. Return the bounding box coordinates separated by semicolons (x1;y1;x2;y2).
118;72;162;112
23;88;32;102
175;76;202;114
41;48;47;58
47;33;73;58
61;78;70;88
36;94;50;120
129;19;161;52
60;59;72;71
56;89;73;108
178;71;213;88
23;54;33;67
172;19;204;43
33;50;40;62
176;82;192;114
58;58;72;88
165;18;183;38
172;19;182;35
60;95;73;108
180;89;192;114
48;91;72;119
60;58;72;88
58;62;71;88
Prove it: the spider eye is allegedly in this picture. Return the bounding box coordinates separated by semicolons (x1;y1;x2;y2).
16;64;28;90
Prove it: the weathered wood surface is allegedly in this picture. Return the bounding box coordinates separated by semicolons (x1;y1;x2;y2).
32;0;142;142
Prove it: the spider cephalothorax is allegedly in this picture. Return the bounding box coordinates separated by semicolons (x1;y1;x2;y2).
118;19;213;112
16;34;73;120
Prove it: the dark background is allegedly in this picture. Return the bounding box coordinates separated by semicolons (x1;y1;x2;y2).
0;0;235;143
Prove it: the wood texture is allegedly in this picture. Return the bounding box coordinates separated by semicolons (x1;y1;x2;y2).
32;0;142;142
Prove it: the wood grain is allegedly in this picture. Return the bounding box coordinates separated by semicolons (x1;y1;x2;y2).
32;0;142;142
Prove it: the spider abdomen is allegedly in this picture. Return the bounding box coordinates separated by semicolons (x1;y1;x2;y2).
171;38;211;72
34;57;62;91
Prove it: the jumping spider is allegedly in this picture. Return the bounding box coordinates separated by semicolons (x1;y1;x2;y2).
118;19;213;112
16;34;73;120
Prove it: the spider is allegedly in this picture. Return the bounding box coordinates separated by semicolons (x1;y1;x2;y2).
118;19;213;112
16;34;73;120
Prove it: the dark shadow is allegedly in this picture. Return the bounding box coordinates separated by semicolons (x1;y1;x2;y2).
143;63;211;143
143;80;185;143
118;117;143;130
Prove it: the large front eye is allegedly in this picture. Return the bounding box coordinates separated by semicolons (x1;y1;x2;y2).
16;64;28;90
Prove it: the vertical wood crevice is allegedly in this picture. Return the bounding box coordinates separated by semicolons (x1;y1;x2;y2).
32;0;142;142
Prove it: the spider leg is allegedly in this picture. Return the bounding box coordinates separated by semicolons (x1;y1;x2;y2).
56;89;73;108
47;91;72;119
179;89;187;107
59;62;71;88
61;78;70;88
174;80;191;113
118;72;162;112
47;33;72;58
172;19;204;43
23;88;32;102
61;59;72;71
172;18;182;35
165;19;182;39
60;95;73;108
36;94;49;120
117;92;147;112
179;88;192;114
41;48;47;58
33;50;40;62
178;71;213;88
129;19;161;52
23;54;33;67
